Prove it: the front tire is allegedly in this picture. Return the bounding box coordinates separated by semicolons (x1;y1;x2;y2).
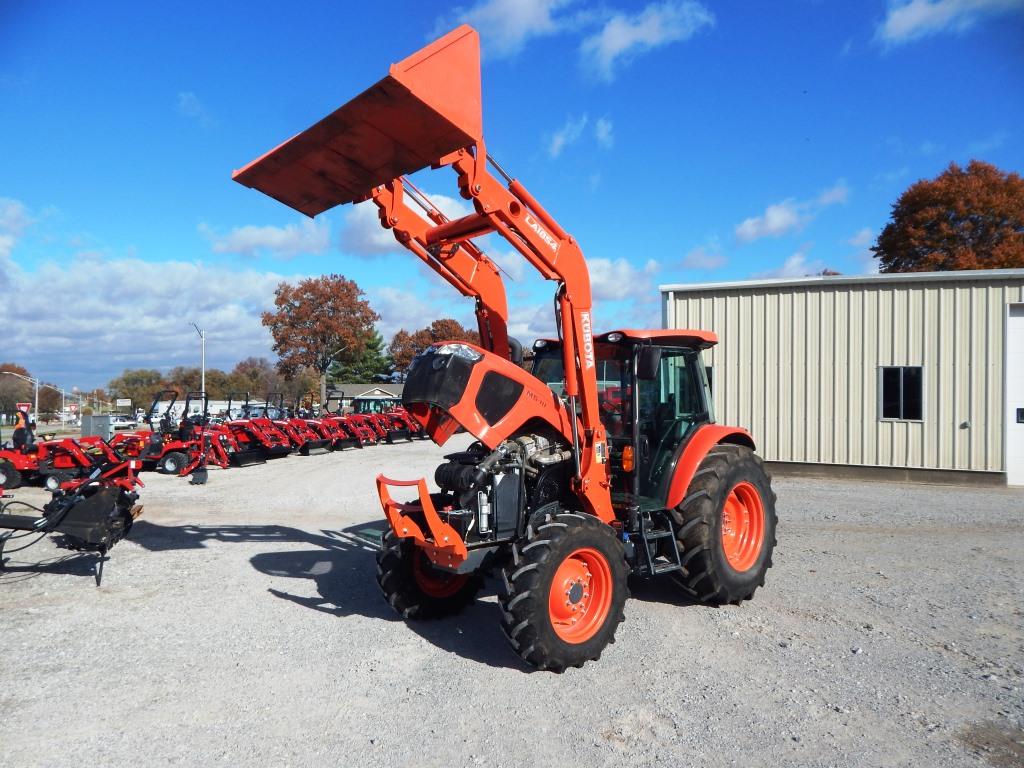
157;451;187;475
0;460;22;489
376;532;482;619
670;444;777;605
500;511;629;672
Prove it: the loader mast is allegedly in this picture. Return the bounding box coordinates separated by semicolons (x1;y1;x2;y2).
374;144;607;497
232;24;611;520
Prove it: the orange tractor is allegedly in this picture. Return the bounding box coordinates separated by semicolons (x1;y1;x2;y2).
235;26;777;671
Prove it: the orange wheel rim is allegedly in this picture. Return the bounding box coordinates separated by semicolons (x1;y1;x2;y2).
721;481;765;572
412;552;469;598
547;547;613;644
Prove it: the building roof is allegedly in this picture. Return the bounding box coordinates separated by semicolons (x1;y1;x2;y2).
659;268;1024;294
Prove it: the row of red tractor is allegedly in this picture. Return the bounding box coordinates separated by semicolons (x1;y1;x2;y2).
0;390;423;490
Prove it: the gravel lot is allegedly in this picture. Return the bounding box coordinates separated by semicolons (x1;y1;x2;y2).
2;437;1022;768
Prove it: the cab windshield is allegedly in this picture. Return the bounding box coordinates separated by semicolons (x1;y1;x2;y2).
531;341;713;505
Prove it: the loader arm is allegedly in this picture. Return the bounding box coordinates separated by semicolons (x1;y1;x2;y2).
232;24;612;522
371;177;510;359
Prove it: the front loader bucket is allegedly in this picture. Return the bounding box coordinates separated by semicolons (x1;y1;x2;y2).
229;449;266;467
299;439;332;456
232;25;483;217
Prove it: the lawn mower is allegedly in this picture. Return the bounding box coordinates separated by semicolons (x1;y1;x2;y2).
0;455;144;584
234;25;777;671
0;423;126;491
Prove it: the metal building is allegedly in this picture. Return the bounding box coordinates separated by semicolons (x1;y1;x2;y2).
660;268;1024;485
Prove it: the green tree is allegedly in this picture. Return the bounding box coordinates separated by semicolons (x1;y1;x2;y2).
873;160;1024;272
328;330;390;384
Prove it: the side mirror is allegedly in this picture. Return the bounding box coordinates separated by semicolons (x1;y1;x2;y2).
637;346;662;380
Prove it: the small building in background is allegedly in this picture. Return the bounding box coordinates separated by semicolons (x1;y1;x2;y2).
328;383;404;412
660;268;1024;486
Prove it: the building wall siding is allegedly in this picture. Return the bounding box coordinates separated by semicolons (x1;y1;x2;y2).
666;277;1024;473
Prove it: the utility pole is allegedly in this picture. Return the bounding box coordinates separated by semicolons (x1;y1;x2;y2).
191;323;206;394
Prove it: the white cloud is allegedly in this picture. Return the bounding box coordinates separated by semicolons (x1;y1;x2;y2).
339;202;401;256
549;114;589;158
489;249;528;281
816;179;849;206
201;219;330;259
846;227;874;248
735;200;807;242
176;91;216;126
441;0;576;58
876;0;1024;45
589;257;659;301
338;192;474;257
594;117;614;148
580;0;714;81
0;254;293;387
968;130;1009;155
735;180;850;243
874;166;910;185
371;286;450;341
0;197;33;235
0;233;14;261
751;246;825;279
682;244;726;270
507;302;556;341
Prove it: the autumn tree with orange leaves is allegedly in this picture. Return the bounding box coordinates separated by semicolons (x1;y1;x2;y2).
873;160;1024;273
262;274;379;403
388;319;480;378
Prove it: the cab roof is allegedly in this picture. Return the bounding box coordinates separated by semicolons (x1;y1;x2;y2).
535;329;717;350
598;329;717;348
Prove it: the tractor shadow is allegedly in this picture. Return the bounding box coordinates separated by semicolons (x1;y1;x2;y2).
627;574;703;608
0;550;107;585
127;520;532;672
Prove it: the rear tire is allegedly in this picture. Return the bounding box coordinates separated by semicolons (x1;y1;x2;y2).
499;510;629;672
669;445;777;605
0;460;22;489
157;451;187;475
376;532;482;619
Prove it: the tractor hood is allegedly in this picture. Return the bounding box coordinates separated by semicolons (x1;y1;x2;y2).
403;342;574;449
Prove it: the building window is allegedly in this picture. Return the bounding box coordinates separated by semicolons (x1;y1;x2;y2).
879;366;923;421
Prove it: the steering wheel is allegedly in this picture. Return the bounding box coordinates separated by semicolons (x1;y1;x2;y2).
648;417;687;488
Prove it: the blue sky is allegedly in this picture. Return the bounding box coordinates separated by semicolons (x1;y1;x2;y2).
1;0;1022;389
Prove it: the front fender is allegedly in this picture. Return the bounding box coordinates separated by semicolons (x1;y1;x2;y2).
664;425;755;510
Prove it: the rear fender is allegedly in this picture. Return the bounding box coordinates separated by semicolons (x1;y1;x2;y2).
664;425;755;510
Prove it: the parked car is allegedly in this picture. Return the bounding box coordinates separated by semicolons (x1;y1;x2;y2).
110;415;138;430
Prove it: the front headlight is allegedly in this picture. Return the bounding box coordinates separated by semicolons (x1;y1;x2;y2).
434;343;483;362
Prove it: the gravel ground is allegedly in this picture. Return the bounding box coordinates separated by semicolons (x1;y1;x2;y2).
2;437;1022;768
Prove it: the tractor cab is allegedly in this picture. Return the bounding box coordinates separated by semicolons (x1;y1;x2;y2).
532;330;717;512
351;396;400;414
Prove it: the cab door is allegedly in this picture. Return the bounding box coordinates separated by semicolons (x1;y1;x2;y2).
635;347;712;507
